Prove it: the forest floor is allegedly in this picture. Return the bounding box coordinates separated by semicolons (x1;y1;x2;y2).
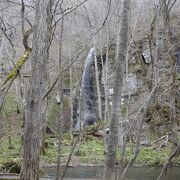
0;131;180;174
1;92;180;173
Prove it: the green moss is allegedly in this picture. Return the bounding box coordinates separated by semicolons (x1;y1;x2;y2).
3;51;29;85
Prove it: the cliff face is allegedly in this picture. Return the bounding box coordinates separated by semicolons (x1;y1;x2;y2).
101;17;180;137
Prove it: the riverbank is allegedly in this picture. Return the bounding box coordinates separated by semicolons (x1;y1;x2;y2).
1;134;180;174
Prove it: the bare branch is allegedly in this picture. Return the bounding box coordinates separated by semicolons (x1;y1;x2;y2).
21;0;25;35
0;21;15;56
119;86;158;180
52;0;89;28
22;28;32;51
42;0;112;100
168;0;177;14
0;0;34;9
157;145;180;180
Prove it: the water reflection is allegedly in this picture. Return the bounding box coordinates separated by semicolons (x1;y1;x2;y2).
43;166;180;180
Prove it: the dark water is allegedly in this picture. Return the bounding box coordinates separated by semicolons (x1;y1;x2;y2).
43;166;180;180
1;166;180;179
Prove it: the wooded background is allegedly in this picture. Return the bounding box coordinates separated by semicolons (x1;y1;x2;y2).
0;0;179;180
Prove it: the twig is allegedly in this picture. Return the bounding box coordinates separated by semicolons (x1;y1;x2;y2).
60;137;80;180
0;0;34;8
118;86;157;180
168;0;177;14
157;145;180;180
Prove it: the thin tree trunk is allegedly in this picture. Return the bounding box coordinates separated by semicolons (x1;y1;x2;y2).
104;45;109;123
101;45;109;154
94;39;102;120
103;0;131;179
154;0;166;86
69;49;74;143
56;6;65;180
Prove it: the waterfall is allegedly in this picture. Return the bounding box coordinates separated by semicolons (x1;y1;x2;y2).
80;48;97;126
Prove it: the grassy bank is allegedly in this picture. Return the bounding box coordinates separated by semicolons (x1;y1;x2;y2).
0;133;180;173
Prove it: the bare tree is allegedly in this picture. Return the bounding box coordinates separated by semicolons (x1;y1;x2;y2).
20;0;54;179
56;4;65;180
103;0;131;179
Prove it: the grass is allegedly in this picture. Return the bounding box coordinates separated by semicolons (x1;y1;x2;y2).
1;133;180;173
40;135;105;165
136;147;170;165
0;137;21;166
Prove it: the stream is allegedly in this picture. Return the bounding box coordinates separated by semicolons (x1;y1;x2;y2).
1;166;180;180
44;166;180;179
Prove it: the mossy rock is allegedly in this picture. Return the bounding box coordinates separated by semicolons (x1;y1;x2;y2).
1;161;20;174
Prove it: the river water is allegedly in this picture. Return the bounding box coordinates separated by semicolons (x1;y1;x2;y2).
1;166;180;180
44;166;180;180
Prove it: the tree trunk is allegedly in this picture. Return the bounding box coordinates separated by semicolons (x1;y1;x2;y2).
56;6;65;180
69;50;74;142
94;39;102;120
103;0;131;179
20;1;54;179
154;0;166;86
103;46;109;123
